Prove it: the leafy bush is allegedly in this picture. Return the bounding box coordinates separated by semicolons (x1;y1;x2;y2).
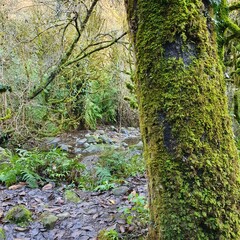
0;148;85;188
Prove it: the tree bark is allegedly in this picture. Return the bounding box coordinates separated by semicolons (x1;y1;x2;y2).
125;0;240;239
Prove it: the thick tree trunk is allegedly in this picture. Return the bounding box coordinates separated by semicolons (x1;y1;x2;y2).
125;0;240;239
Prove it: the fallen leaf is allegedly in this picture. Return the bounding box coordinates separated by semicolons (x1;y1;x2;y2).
130;190;137;196
0;209;3;218
14;227;28;232
9;183;26;190
109;199;115;205
119;225;125;233
43;207;61;212
42;183;53;191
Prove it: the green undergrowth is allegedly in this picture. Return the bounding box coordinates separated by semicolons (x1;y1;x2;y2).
0;148;85;188
0;146;145;190
81;147;145;191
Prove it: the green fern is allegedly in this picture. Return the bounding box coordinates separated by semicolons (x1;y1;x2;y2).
0;169;18;187
96;166;112;184
0;148;85;187
21;170;41;188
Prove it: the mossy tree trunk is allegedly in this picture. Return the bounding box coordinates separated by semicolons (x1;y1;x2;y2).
125;0;240;239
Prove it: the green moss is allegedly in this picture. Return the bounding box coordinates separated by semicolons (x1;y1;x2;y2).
126;0;240;239
0;228;6;240
40;212;58;230
64;190;81;203
4;205;32;227
97;229;119;240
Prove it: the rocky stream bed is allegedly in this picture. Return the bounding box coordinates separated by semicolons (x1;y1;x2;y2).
0;126;148;240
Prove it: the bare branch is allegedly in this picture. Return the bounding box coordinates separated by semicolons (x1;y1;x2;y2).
28;0;100;100
64;32;127;67
229;3;240;11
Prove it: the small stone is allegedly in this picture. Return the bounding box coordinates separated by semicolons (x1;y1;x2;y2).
76;138;87;145
112;186;129;196
82;145;104;154
120;128;129;134
123;136;140;146
135;141;143;150
19;191;26;196
98;135;112;144
110;126;117;131
74;148;82;154
64;190;81;203
46;137;61;147
86;135;97;144
121;142;128;148
58;143;71;152
96;130;105;135
83;143;90;148
40;213;58;230
56;212;70;220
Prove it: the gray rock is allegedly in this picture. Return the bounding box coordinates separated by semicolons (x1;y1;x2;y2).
121;142;128;148
120;128;129;135
64;190;81;203
135;141;143;150
96;130;105;135
112;186;129;196
98;135;112;144
110;126;117;132
123;136;141;146
82;145;104;154
86;135;97;144
40;213;58;229
58;143;72;152
46;137;61;147
76;138;87;145
74;148;82;154
56;212;70;220
83;142;90;148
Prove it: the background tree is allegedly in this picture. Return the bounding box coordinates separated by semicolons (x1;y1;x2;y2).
125;0;240;239
0;0;137;143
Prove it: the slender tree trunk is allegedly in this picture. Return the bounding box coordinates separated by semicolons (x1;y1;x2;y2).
125;0;240;239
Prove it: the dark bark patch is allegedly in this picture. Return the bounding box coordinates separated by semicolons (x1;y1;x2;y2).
163;35;197;66
158;112;176;154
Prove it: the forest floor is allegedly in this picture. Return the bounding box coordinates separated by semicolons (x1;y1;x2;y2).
0;126;148;240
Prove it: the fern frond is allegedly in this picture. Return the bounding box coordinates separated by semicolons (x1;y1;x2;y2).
21;170;40;188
